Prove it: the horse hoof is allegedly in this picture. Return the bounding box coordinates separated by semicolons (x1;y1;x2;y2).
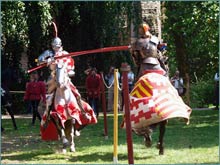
144;135;152;147
145;141;152;147
74;130;80;137
70;146;76;152
159;150;164;155
62;149;67;154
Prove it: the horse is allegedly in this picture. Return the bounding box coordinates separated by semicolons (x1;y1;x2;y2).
1;84;18;132
41;58;97;153
121;36;192;155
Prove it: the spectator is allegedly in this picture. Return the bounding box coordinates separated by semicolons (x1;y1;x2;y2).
105;66;120;112
24;72;46;126
120;64;135;110
214;71;219;110
122;65;135;92
170;70;186;96
85;68;101;117
24;74;35;114
84;67;92;75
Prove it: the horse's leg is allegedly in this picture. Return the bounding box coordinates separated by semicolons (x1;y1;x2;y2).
73;119;81;137
157;120;168;155
61;127;69;154
69;119;75;152
6;105;17;130
144;133;152;147
51;117;69;153
64;119;75;152
144;127;154;147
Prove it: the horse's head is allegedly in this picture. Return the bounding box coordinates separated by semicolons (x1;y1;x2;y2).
56;61;70;89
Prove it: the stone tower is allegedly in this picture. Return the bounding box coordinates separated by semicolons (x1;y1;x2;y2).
141;1;161;40
130;1;162;43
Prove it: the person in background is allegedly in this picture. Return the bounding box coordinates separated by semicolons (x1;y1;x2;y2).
84;67;92;75
127;66;135;92
120;64;135;110
24;74;35;114
24;72;46;126
214;71;219;110
105;66;120;112
170;70;185;96
85;68;101;117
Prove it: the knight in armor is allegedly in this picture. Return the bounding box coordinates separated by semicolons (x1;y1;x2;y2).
38;35;84;136
38;36;77;104
130;23;169;135
125;23;191;150
38;37;75;77
131;23;168;78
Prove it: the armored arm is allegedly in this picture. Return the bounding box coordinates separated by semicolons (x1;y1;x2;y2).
37;50;54;65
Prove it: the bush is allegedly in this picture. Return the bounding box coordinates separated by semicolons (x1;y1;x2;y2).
189;79;215;108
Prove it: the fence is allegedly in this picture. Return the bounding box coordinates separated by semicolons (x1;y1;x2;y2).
5;86;105;115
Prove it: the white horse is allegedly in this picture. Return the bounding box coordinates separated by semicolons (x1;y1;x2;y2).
41;59;97;153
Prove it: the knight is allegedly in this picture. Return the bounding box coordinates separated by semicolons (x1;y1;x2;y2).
124;23;191;154
38;22;84;137
131;23;168;78
38;37;75;77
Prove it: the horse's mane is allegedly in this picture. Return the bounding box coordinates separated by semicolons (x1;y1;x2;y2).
47;70;57;94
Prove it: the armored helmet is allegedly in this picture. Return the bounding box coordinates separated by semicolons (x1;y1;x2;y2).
51;37;62;48
139;23;151;38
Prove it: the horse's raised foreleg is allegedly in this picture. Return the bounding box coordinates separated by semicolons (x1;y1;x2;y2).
157;120;167;155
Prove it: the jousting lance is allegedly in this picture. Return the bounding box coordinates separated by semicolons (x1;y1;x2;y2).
27;45;130;73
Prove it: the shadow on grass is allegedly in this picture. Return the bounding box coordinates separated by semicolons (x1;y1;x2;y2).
2;151;54;161
68;152;155;163
1;110;218;164
2;150;155;163
142;110;219;150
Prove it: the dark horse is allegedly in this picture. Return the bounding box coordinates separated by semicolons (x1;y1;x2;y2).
123;36;192;155
41;59;97;153
1;83;18;132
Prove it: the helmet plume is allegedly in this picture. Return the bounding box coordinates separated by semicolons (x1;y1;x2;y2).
52;21;58;38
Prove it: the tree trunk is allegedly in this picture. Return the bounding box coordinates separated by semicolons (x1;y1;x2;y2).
173;33;190;105
25;2;43;68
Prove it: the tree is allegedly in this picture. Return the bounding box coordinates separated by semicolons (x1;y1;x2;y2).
163;1;219;106
25;1;52;68
163;1;219;81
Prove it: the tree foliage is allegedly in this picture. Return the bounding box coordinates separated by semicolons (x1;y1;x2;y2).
1;1;28;67
163;1;219;81
1;1;218;92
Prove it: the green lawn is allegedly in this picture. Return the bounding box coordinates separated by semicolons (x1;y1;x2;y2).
1;110;219;164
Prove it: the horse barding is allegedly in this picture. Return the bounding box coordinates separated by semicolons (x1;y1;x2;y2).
121;36;192;155
40;55;97;153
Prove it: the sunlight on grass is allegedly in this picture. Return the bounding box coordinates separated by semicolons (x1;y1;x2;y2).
1;110;219;164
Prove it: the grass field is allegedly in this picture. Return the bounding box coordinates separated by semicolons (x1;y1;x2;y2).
1;110;219;164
